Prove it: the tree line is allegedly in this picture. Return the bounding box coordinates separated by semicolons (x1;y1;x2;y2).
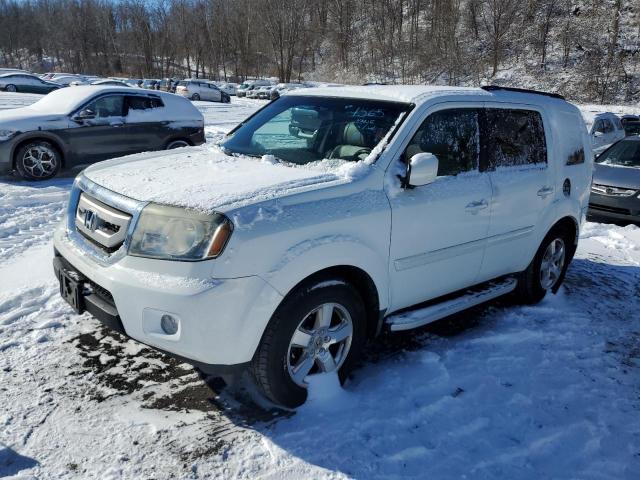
0;0;638;103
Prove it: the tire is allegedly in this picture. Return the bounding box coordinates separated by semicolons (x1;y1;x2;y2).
251;278;366;408
166;139;190;150
15;141;61;180
515;227;572;304
222;95;230;103
5;84;16;93
191;93;200;101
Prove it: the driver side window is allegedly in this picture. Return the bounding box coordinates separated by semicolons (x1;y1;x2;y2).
404;109;480;176
83;95;125;122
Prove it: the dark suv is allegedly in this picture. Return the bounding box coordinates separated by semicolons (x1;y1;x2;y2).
0;86;205;180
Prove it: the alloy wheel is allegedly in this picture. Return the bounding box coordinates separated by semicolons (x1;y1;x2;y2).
540;238;565;290
286;302;353;387
21;145;58;179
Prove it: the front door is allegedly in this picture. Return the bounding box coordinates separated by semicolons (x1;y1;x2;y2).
387;107;492;311
63;94;131;165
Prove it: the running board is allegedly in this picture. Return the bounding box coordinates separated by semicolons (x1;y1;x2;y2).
386;278;518;331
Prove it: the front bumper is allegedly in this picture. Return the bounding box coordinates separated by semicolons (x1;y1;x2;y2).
588;191;640;223
0;140;14;174
53;224;283;372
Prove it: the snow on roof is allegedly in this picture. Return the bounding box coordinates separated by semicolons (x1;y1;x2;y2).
285;84;579;107
27;86;182;114
285;85;491;104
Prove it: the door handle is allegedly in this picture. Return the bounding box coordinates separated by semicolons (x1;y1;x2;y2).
465;199;489;214
537;186;554;198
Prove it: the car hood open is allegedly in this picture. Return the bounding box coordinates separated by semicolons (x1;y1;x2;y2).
593;162;640;190
83;146;350;213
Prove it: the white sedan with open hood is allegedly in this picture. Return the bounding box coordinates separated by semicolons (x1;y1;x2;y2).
53;85;593;407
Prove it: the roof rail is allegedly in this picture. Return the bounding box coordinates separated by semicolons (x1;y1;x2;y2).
481;85;565;100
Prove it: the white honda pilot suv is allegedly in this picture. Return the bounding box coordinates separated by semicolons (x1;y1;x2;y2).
54;85;593;407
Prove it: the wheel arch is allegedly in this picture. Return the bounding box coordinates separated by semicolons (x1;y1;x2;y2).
11;134;67;170
274;265;383;340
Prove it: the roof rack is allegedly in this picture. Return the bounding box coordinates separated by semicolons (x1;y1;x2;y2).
481;85;565;100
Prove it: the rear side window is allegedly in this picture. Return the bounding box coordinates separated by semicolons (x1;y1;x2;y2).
404;109;480;176
482;109;547;168
602;119;614;133
127;96;163;110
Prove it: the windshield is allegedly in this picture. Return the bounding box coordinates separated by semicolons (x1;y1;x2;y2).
222;96;408;165
597;140;640;167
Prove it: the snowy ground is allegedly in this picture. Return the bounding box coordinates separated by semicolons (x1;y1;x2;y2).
1;92;639;479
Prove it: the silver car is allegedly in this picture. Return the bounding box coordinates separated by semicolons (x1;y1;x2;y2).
175;80;230;103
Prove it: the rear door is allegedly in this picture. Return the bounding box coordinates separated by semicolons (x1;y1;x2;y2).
124;95;167;153
477;105;555;282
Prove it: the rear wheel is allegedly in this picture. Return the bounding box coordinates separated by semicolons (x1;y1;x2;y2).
5;84;16;93
251;278;366;408
166;139;190;150
15;141;61;180
515;227;571;304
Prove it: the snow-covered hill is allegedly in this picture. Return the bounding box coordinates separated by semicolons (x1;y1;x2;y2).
0;92;639;479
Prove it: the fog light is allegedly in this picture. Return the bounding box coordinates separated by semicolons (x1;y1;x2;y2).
160;314;179;335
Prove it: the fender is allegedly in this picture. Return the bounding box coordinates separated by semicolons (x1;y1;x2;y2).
261;234;390;312
10;131;69;168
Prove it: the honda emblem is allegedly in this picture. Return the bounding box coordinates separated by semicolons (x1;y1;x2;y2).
83;210;98;231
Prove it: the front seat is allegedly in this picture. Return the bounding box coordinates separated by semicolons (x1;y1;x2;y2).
328;122;372;161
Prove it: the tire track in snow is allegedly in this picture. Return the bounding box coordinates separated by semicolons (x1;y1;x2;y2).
0;181;72;263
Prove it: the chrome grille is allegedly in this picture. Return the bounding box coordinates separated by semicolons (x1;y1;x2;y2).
75;193;132;250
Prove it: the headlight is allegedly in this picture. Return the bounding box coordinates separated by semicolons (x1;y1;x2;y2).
129;203;233;261
0;129;16;141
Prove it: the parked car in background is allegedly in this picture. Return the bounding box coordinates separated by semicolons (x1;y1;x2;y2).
621;115;640;136
622;120;640;136
0;68;29;75
175;80;230;102
218;83;238;96
51;85;592;408
270;83;306;100
588;137;640;224
158;78;179;93
141;79;160;89
0;86;205;180
90;79;131;88
583;112;626;154
256;85;275;99
54;75;89;87
0;73;60;94
236;79;271;97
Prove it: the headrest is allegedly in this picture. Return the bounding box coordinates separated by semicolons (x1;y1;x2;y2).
342;122;368;147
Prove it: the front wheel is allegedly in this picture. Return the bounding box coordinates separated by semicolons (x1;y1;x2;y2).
251;278;366;408
515;228;571;304
15;141;61;180
191;93;200;101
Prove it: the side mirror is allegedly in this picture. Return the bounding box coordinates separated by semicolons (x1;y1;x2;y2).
408;153;438;187
72;109;96;122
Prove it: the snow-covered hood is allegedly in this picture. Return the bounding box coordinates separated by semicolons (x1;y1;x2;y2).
83;146;362;213
593;162;640;189
0;107;65;131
